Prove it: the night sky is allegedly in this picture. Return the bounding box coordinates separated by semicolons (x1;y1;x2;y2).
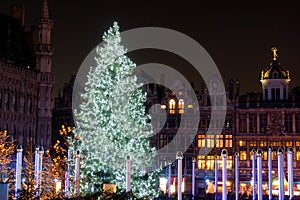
1;1;300;96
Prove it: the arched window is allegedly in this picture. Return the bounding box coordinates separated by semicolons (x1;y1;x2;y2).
169;99;176;114
178;99;184;114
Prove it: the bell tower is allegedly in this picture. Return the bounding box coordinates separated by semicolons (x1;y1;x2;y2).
34;0;53;73
260;47;290;101
34;0;55;147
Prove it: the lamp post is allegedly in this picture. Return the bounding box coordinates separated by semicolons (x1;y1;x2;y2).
215;155;218;200
15;145;23;197
176;151;183;200
38;146;44;196
287;147;294;200
192;157;196;200
257;149;262;200
168;161;172;199
278;147;284;200
221;149;227;200
268;146;272;200
34;145;39;193
251;149;256;200
235;152;239;200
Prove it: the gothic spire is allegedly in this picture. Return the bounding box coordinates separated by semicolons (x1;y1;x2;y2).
41;0;49;19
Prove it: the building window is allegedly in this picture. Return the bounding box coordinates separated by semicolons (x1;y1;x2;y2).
240;151;247;161
178;99;184;114
285;113;293;133
265;89;268;100
260;140;267;147
272;151;277;160
249;114;257;133
296;114;300;133
206;135;214;148
260;114;267;133
239;140;246;147
297;151;300;161
225;135;232;147
271;141;282;147
198;135;205;148
169;99;176;114
216;135;223;148
249;141;257;147
285;141;293;147
263;151;268;161
197;156;206;170
296;141;300;147
239;114;247;133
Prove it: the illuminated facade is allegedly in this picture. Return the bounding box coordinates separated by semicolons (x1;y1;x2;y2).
54;47;300;196
0;0;54;149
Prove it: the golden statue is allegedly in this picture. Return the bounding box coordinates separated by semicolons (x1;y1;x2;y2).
271;47;278;60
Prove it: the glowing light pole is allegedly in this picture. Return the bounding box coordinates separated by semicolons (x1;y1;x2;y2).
168;161;172;199
176;151;183;200
251;149;256;200
192;157;196;200
256;149;262;200
34;145;39;193
278;147;284;200
221;149;227;200
15;145;23;197
65;147;71;197
287;147;294;200
235;152;239;200
38;146;44;196
215;155;218;200
268;146;272;200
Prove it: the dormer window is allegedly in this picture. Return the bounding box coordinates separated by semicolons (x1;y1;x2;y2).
169;99;176;114
178;99;184;114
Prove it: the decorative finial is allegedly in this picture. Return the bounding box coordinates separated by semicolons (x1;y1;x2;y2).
42;0;49;19
271;47;278;61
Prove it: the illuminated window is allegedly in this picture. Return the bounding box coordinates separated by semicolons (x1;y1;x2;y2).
272;151;277;160
216;135;223;148
296;141;300;147
260;140;267;147
169;99;176;114
285;141;293;147
240;151;247;160
225;135;232;147
178;99;184;114
206;135;214;148
239;140;246;147
197;156;206;170
197;135;205;148
263;151;268;161
249;141;257;147
297;151;300;161
271;141;282;147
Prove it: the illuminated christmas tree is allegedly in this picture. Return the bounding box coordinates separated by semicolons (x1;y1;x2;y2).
74;22;159;198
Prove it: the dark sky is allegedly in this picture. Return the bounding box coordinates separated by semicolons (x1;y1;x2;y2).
1;1;300;96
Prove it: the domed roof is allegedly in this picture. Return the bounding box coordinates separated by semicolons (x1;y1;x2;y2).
261;47;290;80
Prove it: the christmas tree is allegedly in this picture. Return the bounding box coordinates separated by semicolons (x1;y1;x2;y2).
74;22;159;198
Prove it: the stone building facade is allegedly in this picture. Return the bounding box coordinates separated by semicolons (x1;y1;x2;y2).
0;0;54;150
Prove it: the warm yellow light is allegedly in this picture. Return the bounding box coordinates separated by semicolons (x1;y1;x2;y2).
55;180;62;194
161;104;166;109
181;178;185;193
103;184;116;193
187;104;193;108
159;177;168;194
